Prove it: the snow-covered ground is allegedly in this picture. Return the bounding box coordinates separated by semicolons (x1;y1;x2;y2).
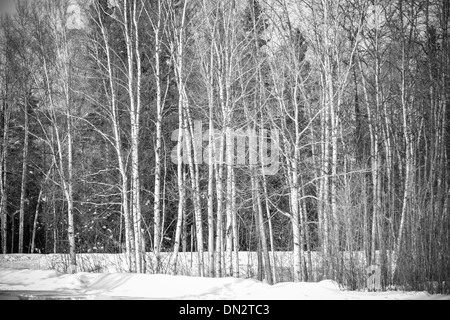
0;267;448;300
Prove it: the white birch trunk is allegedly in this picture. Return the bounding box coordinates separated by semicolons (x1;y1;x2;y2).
96;7;135;271
0;98;8;254
18;95;29;254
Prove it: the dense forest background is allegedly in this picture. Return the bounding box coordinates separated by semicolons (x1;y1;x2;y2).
0;0;449;293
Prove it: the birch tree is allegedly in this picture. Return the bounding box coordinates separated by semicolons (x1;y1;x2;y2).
28;0;83;271
0;14;10;254
89;0;137;272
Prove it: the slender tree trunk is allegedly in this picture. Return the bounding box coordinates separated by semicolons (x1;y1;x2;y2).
53;181;57;254
330;82;340;276
374;10;384;269
261;170;277;283
0;161;6;254
320;76;331;278
184;113;204;277
251;175;263;282
0;97;8;254
215;30;229;274
122;0;144;273
301;183;313;281
197;1;218;277
11;211;15;253
152;0;164;273
321;3;340;274
373;14;387;282
133;0;144;273
290;161;302;282
95;7;135;272
256;177;272;284
362;173;369;265
65;106;76;273
172;129;185;274
248;127;262;281
59;22;77;273
394;0;412;277
172;0;189;274
115;92;135;272
18;95;29;254
358;53;380;266
249;127;273;285
207;81;215;277
182;186;187;254
225;126;234;276
293;75;305;282
231;167;239;278
215;133;225;277
30;163;52;254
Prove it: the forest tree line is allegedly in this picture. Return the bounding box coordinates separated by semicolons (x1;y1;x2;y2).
0;0;449;293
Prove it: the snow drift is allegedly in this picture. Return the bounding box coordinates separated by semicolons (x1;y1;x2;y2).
1;267;448;300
